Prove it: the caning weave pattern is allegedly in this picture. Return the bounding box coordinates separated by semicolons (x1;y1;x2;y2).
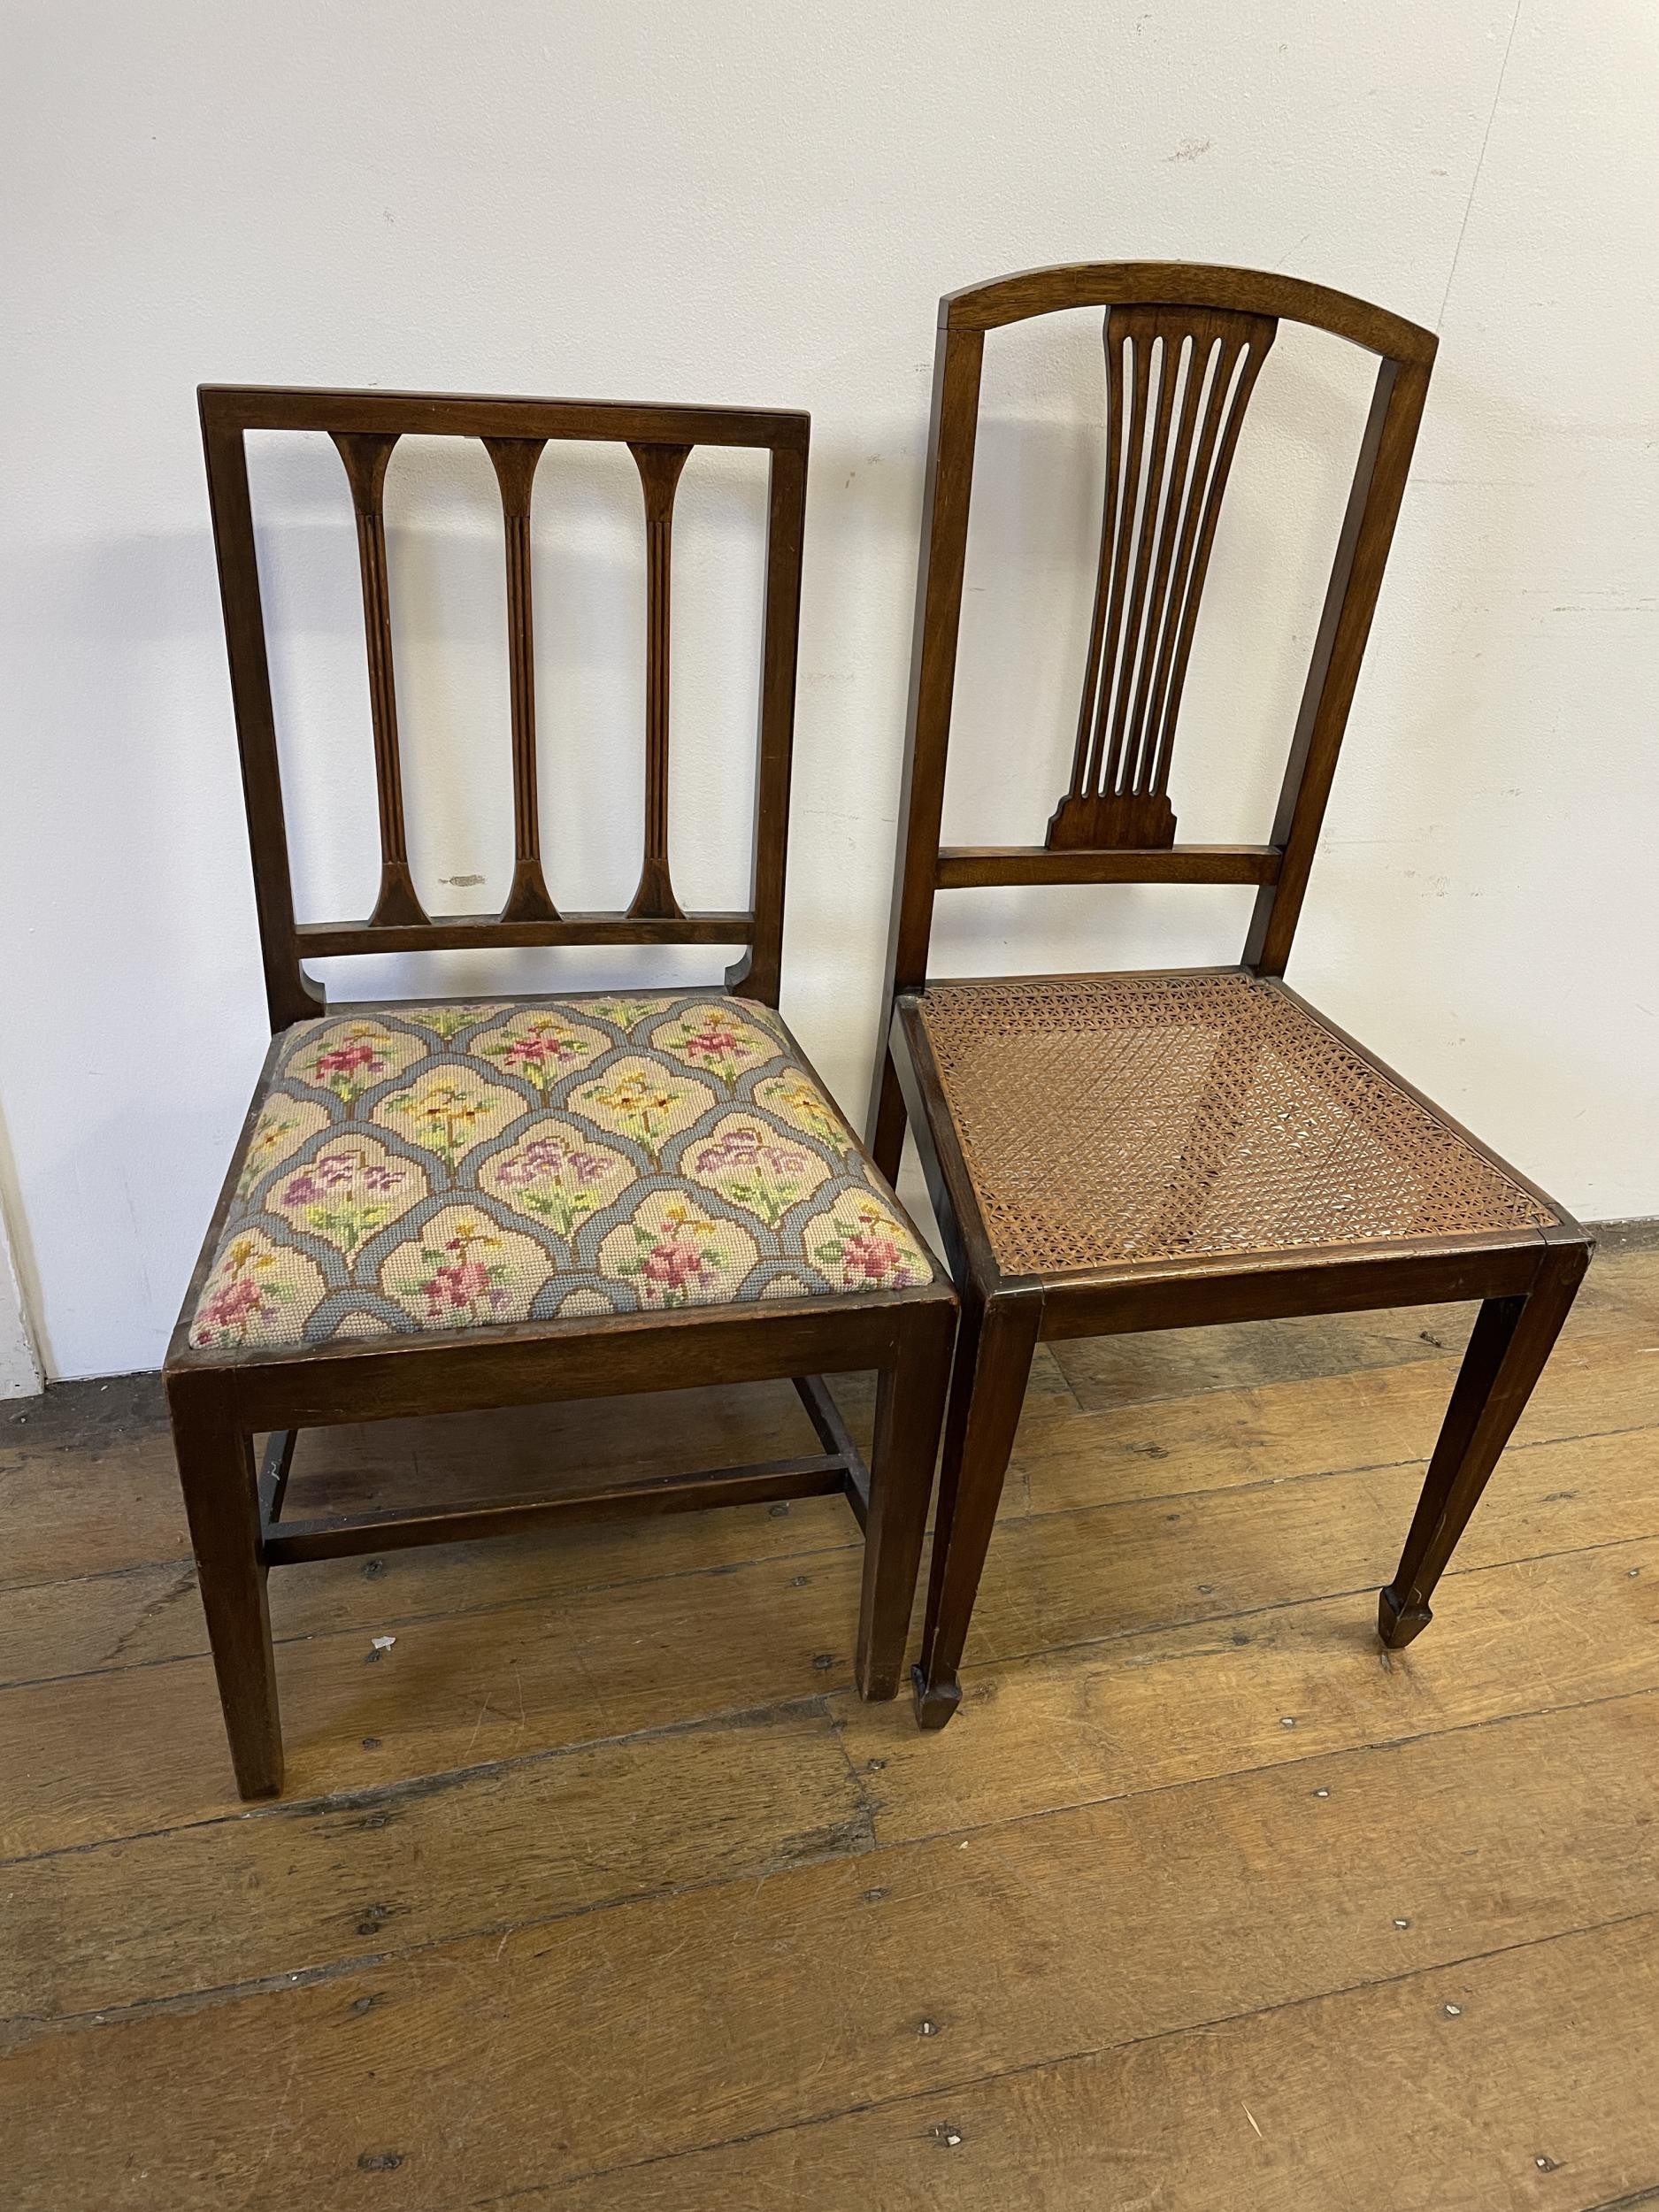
916;973;1555;1275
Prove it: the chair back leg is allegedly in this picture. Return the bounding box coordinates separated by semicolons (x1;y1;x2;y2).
1380;1234;1591;1647
868;1041;909;1187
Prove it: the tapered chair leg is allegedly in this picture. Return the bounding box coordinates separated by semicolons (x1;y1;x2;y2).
856;1302;957;1700
912;1287;1041;1727
165;1379;284;1798
1380;1237;1590;1648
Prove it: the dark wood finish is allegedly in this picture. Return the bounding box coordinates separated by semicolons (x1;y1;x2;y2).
295;909;752;956
912;1286;1041;1726
792;1371;863;1463
867;264;1590;1724
1048;304;1275;852
261;1451;856;1567
935;842;1281;887
1242;355;1432;974
197;413;325;1029
255;1428;296;1527
483;435;560;923
855;1296;957;1698
12;1249;1656;2201
943;260;1440;358
178;383;956;1798
1379;1230;1590;1646
164;1378;280;1798
211;387;810;443
197;385;810;1028
626;442;692;920
726;437;808;1002
331;430;428;928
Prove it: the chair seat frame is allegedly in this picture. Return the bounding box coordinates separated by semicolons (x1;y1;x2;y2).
169;387;955;1799
866;266;1591;1726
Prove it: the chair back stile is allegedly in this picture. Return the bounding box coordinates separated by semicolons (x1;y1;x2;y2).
877;263;1437;1016
199;387;810;1033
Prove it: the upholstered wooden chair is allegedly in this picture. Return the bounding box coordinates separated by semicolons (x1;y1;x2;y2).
868;265;1590;1726
168;385;956;1797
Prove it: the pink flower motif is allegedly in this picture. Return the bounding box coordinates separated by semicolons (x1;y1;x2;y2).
422;1256;503;1316
814;1204;924;1291
678;1019;739;1064
191;1233;284;1346
642;1233;713;1294
843;1226;905;1283
198;1277;267;1331
315;1042;383;1079
503;1034;575;1071
411;1220;508;1321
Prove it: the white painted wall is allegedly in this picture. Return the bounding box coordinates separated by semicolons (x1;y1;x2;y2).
2;0;1655;1380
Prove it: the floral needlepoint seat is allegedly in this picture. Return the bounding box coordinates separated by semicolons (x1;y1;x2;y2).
189;992;937;1355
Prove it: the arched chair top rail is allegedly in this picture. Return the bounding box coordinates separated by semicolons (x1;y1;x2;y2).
941;261;1438;365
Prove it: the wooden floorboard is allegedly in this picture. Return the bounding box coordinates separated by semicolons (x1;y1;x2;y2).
2;1245;1655;2208
552;1915;1659;2212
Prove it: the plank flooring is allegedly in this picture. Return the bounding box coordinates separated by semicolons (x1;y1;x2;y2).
3;1233;1657;2209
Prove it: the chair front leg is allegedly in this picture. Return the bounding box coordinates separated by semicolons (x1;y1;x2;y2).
166;1377;284;1798
856;1301;957;1701
913;1286;1041;1728
1380;1236;1590;1648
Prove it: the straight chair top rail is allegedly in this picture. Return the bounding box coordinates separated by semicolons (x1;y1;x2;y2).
198;383;810;449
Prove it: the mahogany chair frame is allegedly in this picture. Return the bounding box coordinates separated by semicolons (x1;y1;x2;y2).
168;385;956;1799
866;265;1591;1726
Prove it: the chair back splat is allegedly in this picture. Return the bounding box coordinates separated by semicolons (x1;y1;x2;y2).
199;388;810;1031
876;261;1438;1077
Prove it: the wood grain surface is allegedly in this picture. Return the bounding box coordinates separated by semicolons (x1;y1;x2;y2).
4;1240;1656;2208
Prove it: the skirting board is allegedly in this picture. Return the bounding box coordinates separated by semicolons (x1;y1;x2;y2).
1589;1216;1659;1254
0;1219;42;1398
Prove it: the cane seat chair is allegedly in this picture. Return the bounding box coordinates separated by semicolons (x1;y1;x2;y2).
169;384;955;1798
868;265;1590;1726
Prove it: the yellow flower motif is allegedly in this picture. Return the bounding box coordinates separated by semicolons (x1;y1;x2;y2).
595;1075;680;1117
386;1079;488;1165
761;1075;850;1152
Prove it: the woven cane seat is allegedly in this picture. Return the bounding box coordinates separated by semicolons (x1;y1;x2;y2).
188;991;935;1355
914;972;1555;1277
